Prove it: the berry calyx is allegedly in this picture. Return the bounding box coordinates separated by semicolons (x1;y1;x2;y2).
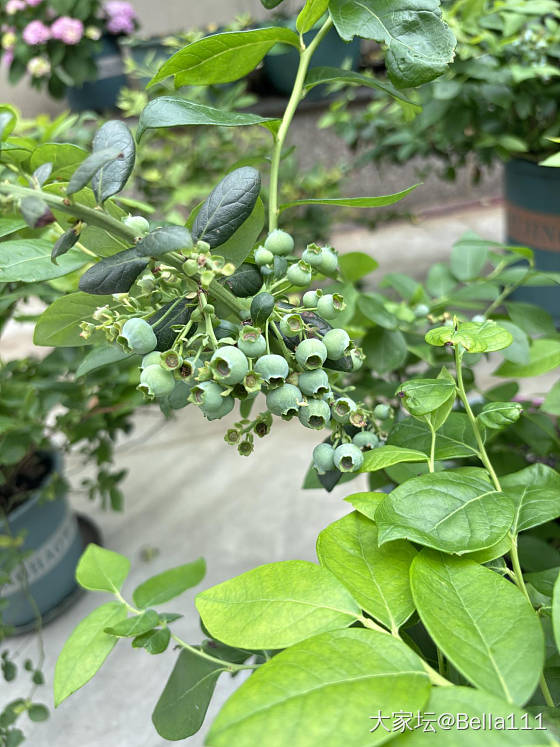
295;338;328;370
322;328;350;360
254;354;289;386
279;313;304;337
139;365;176;398
264;229;294;256
298;369;330;396
333;443;364;472
266;384;303;419
122;318;157;354
313;442;335;474
331;396;357;424
298;398;331;430
160;349;182;371
210;346;249;386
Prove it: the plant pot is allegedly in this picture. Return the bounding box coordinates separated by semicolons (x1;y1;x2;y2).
1;452;85;630
504;158;560;319
263;24;361;99
66;35;128;113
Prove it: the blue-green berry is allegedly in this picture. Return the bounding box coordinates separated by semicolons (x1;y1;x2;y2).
190;380;226;412
204;395;234;421
266;384;302;419
254;354;290;386
350;348;364;371
238;326;267;358
313;442;335;474
255;246;274;266
316;247;338;275
302;290;320;308
298;369;330;396
322;328;350;360
123;215;150;235
295;338;328;370
287;260;312;287
298;398;331;430
353;431;380;450
301;244;323;268
333;443;364;472
414;304;430;318
279;313;304;337
316;293;345;320
139;365;175;398
210;346;249;385
374;404;391;420
331;396;357;424
160;349;182;371
141;351;162;369
264;229;294;256
122;318;157;354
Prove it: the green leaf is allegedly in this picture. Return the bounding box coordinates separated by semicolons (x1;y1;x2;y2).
505;301;557;338
0;239;87;282
317;511;416;629
152;649;224;740
33;292;113;347
375;468;514;553
137;97;280;140
29;143;87;180
399;378;456;416
329;0;455;88
426;320;513;353
51;227;80;264
498;321;530;365
343;491;386;521
149;28;299;87
192;167;261;249
133;558;206;609
75;543;130;593
297;0;328;33
0;216;26;239
389;413;480;460
27;704;49;723
220;262;262;298
357;293;398;330
338;251;378;283
304;65;420;106
553;572;560;655
131;627;170;655
477;401;522;430
67;146;122;196
195;560;361;649
542;380;560;416
426;262;456;297
75;345;134;378
54;602;127;706
363;327;408;374
450;236;489;281
411;550;544;705
78;248;148;295
91;121;136;203
135;225;193;257
206;628;431;747
215;197;264;267
279;183;418;211
502;464;560;534
360;445;428;473
495;339;560;378
105;610;160;638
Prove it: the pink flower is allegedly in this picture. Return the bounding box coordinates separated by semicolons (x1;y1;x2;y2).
106;14;135;34
104;1;136;18
26;0;44;6
50;16;84;45
104;1;136;35
22;20;51;46
6;0;26;14
3;49;14;67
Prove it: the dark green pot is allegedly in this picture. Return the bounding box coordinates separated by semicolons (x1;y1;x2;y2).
67;35;127;113
505;158;560;318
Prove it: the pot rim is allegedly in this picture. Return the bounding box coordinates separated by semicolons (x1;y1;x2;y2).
5;450;63;524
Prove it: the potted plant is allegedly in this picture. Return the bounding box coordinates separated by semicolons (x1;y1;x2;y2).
0;0;139;111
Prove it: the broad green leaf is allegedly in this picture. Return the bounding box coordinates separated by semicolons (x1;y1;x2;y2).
388;413;480;460
0;239;87;282
553;572;560;655
133;558;206;609
375;468;514;553
317;511;416;629
0;216;26;238
525;567;559;597
360;445;428;473
343;491;386;521
149;28;299;87
542;380;560;416
297;0;328;33
75;543;130;593
67;146;122;196
105;610;160;638
152;649;224;740
91;121;136;203
137;97;280;140
78;248;148;295
398;378;456;416
426;262;456;297
357;293;398;330
215;197;264;267
54;602;127;706
304;65;419;105
135;225;193;257
465;534;512;564
33;292;113;347
495;339;560;378
29;143;87;180
498;321;530;365
477;401;523;430
279;184;418;211
411;551;544;705
51;227;80;264
338;251;378;282
0;105;18;140
132;627;171;655
195;560;361;649
502;464;560;534
76;345;134;378
426;320;513;353
329;0;455;88
505;301;556;338
450;237;489;281
363;327;408;374
206;628;431;747
397;686;556;745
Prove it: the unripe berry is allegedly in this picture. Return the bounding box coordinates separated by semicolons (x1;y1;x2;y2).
331;396;357;424
139;365;175;398
414;304;430;318
254;354;290;386
264;229;294;256
471;314;486;323
204;395;234;421
298;369;330;396
353;431;380;450
279;313;304;337
160;349;182;371
373;404;391;420
298;398;331;430
287;260;312;287
333;443;364;472
168;381;191;410
316;293;345;319
350;348;364;371
316;247;338;275
313;442;335;474
255;246;274;266
179;357;202;380
238;326;267;358
322;328;350;360
122;318;157;354
190;380;226;412
266;384;302;419
210;346;249;385
302;290;320;308
141;351;162;369
295;338;327;370
301;244;323;268
123;215;149;235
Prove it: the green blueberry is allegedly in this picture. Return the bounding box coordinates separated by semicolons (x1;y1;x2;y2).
141;351;162;369
123;215;149;235
295;338;328;370
373;404;391;420
160;349;182;371
298;369;330;396
255;246;274;266
313;442;335;474
353;431;380;450
279;313;304;337
264;229;294;256
350;348;364;371
266;384;302;419
273;256;288;278
168;381;192;410
122;318;157;354
190;380;226;412
139;365;175;398
316;247;338;275
254;354;290;386
471;314;486;323
204;395;235;421
322;328;350;360
210;346;249;386
333;443;364;472
301;244;323;268
298;398;331;430
238;326;267;358
316;293;345;319
331;396;357;424
287;260;312;287
414;304;430;318
302;290;320;308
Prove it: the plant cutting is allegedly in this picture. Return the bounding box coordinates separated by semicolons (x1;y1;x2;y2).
1;0;560;743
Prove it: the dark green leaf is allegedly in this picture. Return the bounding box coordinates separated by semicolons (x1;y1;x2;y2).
148;296;196;351
51;227;80;264
362;327;407;373
132;627;170;655
91;121;136;203
214;197;264;267
279;184;418;211
338;251;378;282
304;66;419;106
76;345;134;378
78;248;148;295
502;464;560;534
67;147;122;196
27;704;49;723
135;226;193;257
220;263;262;298
357;293;398;329
389;413;480;460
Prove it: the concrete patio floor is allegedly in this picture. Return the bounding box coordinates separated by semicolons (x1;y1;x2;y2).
5;202;559;746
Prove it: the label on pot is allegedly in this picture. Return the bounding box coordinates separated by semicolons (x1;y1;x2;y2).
1;512;78;597
506;202;560;253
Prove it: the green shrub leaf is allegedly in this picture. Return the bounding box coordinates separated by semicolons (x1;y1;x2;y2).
360;445;428;473
495;339;560;378
75;543;130;593
279;184;418;211
133;558;206;609
0;239;86;282
78;248;148;295
33;292;113;347
135;225;193;257
502;464;560;533
75;345;134;378
67;146;122;197
91;121;136;203
304;65;419;105
297;0;329;34
105;610;160;638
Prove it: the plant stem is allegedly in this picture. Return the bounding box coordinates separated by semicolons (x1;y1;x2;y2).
429;424;436;472
267;17;333;232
